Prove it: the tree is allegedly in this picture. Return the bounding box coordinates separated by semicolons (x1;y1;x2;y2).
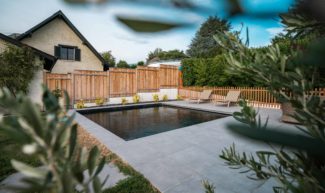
187;16;230;58
137;61;144;66
0;45;41;96
146;48;163;62
209;3;325;191
101;51;116;67
146;48;187;63
116;60;129;68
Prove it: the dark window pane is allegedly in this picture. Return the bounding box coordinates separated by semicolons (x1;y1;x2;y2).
68;48;75;60
60;47;67;60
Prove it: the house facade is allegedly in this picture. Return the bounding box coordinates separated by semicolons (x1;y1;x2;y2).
17;11;108;74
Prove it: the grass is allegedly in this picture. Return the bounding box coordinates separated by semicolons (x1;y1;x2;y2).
77;126;161;193
0;130;40;182
103;152;160;193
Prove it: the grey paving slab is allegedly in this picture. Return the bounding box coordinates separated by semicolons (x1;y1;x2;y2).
74;101;297;193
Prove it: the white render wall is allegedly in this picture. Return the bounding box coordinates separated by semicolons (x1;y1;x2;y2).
81;89;179;107
28;69;44;105
108;89;178;105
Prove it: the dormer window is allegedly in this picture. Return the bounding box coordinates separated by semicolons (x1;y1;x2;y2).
55;45;81;61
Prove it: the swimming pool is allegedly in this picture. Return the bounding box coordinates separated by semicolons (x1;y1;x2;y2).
79;104;227;140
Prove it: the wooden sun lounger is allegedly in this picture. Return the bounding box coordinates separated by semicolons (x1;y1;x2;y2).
187;90;213;104
214;90;241;107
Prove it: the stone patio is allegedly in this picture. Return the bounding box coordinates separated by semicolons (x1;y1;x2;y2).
74;101;298;193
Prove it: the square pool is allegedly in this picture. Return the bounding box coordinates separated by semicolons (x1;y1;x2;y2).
79;104;228;140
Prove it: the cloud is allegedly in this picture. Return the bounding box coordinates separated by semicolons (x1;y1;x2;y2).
266;27;283;36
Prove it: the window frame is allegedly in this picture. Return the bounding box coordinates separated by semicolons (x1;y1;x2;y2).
58;45;77;61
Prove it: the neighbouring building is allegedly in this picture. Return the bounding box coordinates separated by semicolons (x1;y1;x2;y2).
147;59;182;68
16;10;108;74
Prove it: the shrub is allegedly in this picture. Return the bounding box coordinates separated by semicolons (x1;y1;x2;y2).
121;98;128;105
52;88;62;99
210;19;325;193
76;99;85;109
152;94;159;102
162;94;168;101
0;45;41;95
0;87;107;192
95;98;104;106
176;95;182;100
181;56;258;87
133;94;140;103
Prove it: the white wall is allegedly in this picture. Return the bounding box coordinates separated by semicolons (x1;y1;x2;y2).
96;89;178;106
28;69;44;105
109;96;134;105
160;89;178;100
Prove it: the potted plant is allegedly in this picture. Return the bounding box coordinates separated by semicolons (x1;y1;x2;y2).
121;98;128;105
52;88;65;107
95;98;104;106
152;94;159;102
133;94;140;103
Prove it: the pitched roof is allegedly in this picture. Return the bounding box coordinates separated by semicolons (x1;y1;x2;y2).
0;33;57;71
17;10;106;65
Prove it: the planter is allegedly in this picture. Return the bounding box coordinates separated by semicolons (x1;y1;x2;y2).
281;102;299;124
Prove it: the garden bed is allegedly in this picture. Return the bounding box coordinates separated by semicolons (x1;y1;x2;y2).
77;126;160;193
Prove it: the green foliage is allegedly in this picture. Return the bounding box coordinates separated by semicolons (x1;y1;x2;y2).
202;180;215;193
279;0;325;39
95;98;104;106
181;56;257;87
76;99;85;109
147;48;187;62
121;97;128;105
101;51;116;67
0;45;41;95
133;94;140;103
137;61;144;66
0;87;107;193
187;16;231;58
162;94;168;101
52;88;62;99
0;130;40;181
176;95;182;100
116;60;130;68
212;7;325;193
104;174;159;193
116;16;185;33
152;94;159;102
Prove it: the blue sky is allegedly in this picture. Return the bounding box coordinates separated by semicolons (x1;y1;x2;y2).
0;0;294;63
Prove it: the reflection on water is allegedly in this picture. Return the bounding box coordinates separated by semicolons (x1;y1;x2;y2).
83;106;226;140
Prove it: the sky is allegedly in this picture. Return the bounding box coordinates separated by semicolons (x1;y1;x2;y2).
0;0;294;63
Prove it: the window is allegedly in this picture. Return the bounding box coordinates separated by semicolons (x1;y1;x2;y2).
55;45;81;61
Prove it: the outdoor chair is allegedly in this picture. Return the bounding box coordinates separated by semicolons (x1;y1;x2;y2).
187;90;213;104
214;90;241;107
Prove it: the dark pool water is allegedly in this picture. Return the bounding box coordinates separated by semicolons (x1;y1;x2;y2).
81;105;227;140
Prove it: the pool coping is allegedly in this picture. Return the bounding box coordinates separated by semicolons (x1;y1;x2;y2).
72;102;285;193
73;102;233;144
76;101;233;116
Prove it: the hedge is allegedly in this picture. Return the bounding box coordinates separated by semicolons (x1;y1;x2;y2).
181;55;261;87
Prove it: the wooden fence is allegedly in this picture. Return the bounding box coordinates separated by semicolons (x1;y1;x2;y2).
179;87;325;109
44;65;179;103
